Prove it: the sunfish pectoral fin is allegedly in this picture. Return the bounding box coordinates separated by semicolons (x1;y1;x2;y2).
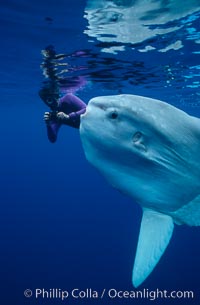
132;209;174;288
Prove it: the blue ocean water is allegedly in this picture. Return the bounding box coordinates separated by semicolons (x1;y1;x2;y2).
1;0;200;304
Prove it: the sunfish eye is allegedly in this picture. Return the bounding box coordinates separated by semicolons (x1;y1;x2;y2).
110;111;118;119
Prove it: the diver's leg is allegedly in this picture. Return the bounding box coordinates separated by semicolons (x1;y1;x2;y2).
46;122;61;143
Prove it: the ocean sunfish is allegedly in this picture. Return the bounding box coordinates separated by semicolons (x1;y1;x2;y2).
80;94;200;287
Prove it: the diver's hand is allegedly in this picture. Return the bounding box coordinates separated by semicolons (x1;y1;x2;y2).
44;112;52;125
56;112;69;122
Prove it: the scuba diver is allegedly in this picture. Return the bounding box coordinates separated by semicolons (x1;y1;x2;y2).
39;87;86;143
39;45;87;143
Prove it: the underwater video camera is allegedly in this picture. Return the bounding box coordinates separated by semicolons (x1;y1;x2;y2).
49;111;58;120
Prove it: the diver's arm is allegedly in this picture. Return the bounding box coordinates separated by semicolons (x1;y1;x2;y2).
68;108;86;120
56;108;86;126
56;112;69;123
60;93;86;108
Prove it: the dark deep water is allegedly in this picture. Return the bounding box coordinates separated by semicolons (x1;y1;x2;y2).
1;0;200;304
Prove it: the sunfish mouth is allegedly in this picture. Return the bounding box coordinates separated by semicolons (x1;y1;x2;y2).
80;110;87;118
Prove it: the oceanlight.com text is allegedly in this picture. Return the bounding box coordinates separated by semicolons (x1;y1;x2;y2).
24;288;194;301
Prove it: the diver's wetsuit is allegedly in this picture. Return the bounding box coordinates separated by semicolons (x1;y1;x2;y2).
47;93;86;143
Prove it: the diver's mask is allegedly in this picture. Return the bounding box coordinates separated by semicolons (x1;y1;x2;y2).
45;96;58;108
39;88;59;110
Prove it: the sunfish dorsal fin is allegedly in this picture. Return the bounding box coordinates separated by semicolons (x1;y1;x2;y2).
132;209;174;287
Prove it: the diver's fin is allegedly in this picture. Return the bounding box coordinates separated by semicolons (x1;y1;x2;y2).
132;209;174;287
171;194;200;226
